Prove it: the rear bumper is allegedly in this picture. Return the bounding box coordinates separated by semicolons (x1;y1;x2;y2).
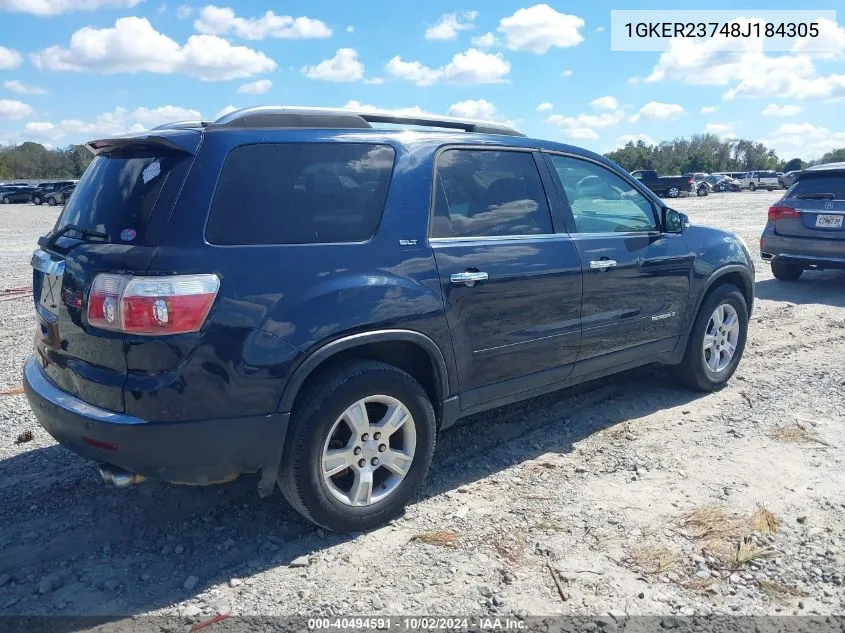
760;227;845;269
22;356;288;486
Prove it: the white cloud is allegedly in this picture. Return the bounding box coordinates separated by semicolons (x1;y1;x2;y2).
4;79;46;95
700;105;718;114
791;18;845;60
593;26;605;33
342;100;429;117
497;3;584;54
760;122;845;160
363;77;384;85
704;122;735;137
193;5;331;40
618;133;655;145
22;104;202;142
215;104;238;119
425;10;478;41
561;69;572;77
447;99;496;120
547;109;625;140
0;0;140;15
0;46;22;69
237;79;272;94
302;48;364;82
536;102;553;111
761;103;803;117
386;48;510;85
346;25;354;33
31;17;276;81
629;101;685;123
590;96;618;110
471;32;497;48
176;4;192;19
644;27;845;102
0;99;33;119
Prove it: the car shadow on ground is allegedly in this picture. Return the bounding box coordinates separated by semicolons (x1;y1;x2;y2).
0;366;705;622
755;270;845;308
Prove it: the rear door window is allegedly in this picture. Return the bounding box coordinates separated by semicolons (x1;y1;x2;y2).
206;143;395;245
56;152;186;245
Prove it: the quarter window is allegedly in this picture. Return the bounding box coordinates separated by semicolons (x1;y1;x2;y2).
548;155;657;233
431;149;553;238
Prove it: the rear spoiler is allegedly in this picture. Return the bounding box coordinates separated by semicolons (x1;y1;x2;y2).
86;129;202;156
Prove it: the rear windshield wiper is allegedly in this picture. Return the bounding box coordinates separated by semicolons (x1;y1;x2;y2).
795;192;836;200
39;224;109;250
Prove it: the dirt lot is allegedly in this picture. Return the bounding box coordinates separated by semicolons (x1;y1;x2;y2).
0;192;843;619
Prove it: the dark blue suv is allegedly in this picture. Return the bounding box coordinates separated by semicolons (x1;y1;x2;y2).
23;107;754;532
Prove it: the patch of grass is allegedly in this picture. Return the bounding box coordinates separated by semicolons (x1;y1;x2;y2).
627;545;683;575
770;424;830;447
679;505;744;542
492;529;525;564
533;520;565;532
734;536;775;566
682;577;715;592
0;386;24;396
412;530;459;548
759;579;805;605
749;506;780;534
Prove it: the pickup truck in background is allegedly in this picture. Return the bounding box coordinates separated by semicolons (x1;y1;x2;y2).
630;170;693;198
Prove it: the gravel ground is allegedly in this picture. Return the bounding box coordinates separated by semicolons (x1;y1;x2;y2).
0;192;843;620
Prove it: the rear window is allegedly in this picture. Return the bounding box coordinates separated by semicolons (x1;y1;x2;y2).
56;152;184;244
787;174;845;200
206;143;395;245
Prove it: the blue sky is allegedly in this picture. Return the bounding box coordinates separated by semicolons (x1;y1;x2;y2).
0;0;843;159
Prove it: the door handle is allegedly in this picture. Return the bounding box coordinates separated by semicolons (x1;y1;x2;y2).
589;259;617;271
450;271;488;287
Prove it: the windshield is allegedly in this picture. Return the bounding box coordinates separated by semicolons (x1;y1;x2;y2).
787;174;845;201
56;152;187;244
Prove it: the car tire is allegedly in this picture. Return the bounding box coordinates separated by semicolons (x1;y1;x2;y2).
278;359;436;532
2;196;9;204
771;260;803;281
697;185;708;197
749;183;756;191
666;187;680;198
47;197;57;206
33;196;42;205
676;283;748;392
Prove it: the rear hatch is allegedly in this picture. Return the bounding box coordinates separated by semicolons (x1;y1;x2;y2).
31;131;198;411
773;170;845;240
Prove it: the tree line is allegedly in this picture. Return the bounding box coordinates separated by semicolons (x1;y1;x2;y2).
1;137;843;180
0;142;93;180
605;134;844;175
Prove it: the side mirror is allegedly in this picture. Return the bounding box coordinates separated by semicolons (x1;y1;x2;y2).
662;207;688;234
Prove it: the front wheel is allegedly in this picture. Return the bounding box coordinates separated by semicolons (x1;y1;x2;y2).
749;182;756;191
2;196;9;204
666;187;680;198
47;197;57;206
676;284;748;392
771;260;803;281
697;185;709;197
33;195;42;205
278;360;436;532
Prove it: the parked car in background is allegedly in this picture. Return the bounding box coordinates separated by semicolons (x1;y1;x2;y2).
0;185;35;204
45;184;75;206
630;169;694;198
22;106;755;532
686;173;711;197
740;170;780;191
33;181;77;205
760;162;845;281
778;170;802;189
707;175;742;192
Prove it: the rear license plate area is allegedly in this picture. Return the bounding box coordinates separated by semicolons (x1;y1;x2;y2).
815;214;843;229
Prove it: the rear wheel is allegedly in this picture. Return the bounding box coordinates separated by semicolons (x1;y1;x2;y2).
278;360;436;532
771;260;803;281
2;196;9;204
47;197;57;206
676;284;748;392
749;182;756;191
33;195;42;205
666;187;680;198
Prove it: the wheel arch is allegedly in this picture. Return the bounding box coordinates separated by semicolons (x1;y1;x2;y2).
278;330;451;420
693;265;754;323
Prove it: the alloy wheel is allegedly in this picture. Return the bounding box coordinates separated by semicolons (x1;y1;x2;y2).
702;303;740;373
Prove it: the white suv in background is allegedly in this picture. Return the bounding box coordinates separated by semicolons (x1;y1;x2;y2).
741;170;780;191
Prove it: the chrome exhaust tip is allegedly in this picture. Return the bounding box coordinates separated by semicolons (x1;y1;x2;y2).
98;464;146;488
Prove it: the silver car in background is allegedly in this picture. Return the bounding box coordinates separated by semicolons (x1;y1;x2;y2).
760;162;845;280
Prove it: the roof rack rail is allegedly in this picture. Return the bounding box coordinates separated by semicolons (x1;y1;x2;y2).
210;106;525;137
149;120;210;131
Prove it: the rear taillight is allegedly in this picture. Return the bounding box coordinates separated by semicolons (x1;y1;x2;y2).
688;178;694;185
87;274;220;335
768;205;800;221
